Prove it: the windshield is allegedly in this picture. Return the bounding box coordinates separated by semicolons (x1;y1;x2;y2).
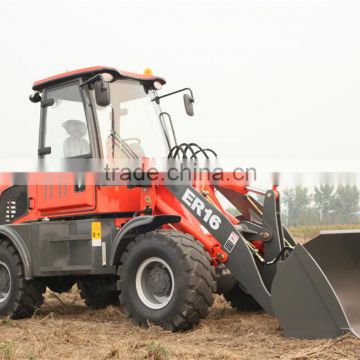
93;80;172;160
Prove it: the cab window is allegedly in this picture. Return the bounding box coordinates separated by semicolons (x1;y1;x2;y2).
42;83;91;158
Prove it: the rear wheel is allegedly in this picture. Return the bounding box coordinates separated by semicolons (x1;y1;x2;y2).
224;283;262;312
0;239;45;318
78;276;119;308
118;230;215;331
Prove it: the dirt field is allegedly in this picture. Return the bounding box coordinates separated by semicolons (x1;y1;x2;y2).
0;290;359;360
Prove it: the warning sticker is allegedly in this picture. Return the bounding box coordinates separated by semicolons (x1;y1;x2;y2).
91;222;102;247
224;232;239;253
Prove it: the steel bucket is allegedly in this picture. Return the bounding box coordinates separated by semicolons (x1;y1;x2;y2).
271;231;360;339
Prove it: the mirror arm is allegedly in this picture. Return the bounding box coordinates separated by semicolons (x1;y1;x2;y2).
152;87;194;103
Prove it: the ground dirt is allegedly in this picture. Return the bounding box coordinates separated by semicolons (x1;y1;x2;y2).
0;290;359;360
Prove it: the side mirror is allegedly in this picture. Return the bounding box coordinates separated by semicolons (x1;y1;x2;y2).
95;78;111;107
183;94;194;116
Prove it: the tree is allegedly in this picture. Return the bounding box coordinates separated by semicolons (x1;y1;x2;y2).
332;185;360;224
314;185;335;224
282;186;313;226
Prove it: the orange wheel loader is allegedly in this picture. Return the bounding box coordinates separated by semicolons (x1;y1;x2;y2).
0;66;359;339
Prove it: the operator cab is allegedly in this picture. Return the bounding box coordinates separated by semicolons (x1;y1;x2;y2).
31;66;194;161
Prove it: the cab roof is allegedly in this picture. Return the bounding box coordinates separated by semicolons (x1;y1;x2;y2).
32;66;166;91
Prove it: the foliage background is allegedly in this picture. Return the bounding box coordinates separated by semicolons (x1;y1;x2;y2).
282;185;360;226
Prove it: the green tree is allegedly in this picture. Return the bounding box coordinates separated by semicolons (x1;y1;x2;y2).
282;186;312;226
314;185;335;224
333;185;360;224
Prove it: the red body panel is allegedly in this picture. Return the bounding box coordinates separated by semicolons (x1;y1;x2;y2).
32;173;95;214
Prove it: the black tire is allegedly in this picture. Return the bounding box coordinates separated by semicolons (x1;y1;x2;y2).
46;277;75;293
78;276;119;309
118;230;216;331
0;239;45;319
224;283;262;312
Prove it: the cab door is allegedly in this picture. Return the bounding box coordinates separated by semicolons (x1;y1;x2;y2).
36;81;96;216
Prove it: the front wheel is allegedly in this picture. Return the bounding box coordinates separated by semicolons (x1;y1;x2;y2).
118;230;215;331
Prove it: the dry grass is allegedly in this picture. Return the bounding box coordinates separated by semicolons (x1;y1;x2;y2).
0;291;359;360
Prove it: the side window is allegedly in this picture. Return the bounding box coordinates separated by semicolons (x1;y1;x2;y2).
43;83;91;158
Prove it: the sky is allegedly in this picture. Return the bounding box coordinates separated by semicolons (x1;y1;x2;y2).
0;0;360;187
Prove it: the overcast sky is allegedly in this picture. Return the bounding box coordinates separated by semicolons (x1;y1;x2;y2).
0;0;359;186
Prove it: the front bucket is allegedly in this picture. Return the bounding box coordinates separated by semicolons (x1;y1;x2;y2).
271;231;360;339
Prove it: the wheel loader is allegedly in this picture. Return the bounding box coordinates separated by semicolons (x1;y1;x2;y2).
0;66;359;339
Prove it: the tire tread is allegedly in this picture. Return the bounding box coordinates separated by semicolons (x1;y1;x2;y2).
0;239;45;319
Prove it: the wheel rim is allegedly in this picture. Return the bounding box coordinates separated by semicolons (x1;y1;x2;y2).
135;257;174;309
0;261;11;304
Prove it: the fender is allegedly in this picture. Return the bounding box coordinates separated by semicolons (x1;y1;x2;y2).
0;225;32;280
110;214;181;266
